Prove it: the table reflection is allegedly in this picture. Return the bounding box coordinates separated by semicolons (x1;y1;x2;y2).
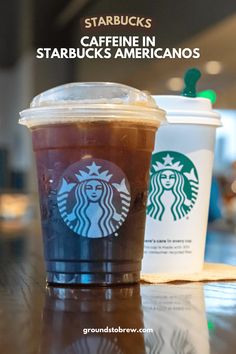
39;283;211;354
39;285;145;354
141;283;209;354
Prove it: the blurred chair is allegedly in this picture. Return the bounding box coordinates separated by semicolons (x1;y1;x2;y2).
208;177;223;222
0;148;9;190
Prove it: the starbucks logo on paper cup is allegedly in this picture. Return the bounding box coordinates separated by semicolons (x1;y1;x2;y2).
147;151;199;221
57;158;131;238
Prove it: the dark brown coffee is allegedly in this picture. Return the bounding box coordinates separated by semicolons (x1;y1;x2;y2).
32;120;157;284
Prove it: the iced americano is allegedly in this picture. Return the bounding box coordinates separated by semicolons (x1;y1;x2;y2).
19;82;165;284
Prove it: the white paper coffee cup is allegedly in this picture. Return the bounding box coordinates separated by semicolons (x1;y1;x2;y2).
142;95;221;274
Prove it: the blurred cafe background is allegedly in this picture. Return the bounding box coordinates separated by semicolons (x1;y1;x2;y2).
1;0;236;232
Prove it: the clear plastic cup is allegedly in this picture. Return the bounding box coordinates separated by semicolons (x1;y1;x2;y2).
19;82;165;284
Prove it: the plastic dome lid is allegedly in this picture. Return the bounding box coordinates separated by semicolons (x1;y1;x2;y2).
19;82;166;128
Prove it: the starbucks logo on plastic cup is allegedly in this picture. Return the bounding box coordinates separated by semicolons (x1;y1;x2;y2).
147;151;199;221
57;158;131;238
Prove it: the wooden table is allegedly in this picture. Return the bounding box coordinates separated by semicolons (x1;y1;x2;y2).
0;223;235;354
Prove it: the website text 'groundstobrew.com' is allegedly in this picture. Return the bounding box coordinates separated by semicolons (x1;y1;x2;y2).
82;327;153;335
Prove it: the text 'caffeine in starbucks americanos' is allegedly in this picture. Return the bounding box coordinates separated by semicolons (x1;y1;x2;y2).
36;15;200;60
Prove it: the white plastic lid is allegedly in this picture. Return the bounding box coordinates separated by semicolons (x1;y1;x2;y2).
152;95;221;126
19;82;166;128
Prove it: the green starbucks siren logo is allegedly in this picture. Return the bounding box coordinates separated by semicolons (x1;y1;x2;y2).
147;151;199;221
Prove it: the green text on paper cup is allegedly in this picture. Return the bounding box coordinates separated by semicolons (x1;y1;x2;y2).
147;151;199;221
